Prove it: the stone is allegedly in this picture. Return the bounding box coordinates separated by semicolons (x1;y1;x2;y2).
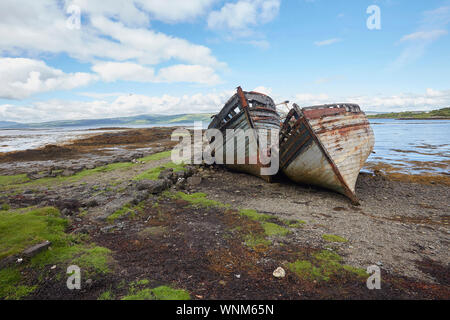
273;267;286;278
61;169;75;177
136;179;168;194
158;168;174;181
23;241;51;257
132;190;149;204
187;176;202;186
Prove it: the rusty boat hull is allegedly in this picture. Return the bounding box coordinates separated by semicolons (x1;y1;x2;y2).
280;104;375;203
208;87;280;181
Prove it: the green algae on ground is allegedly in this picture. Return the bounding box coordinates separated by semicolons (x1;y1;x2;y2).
31;244;112;275
0;174;30;187
107;201;146;223
0;204;112;283
283;219;306;228
0;207;67;259
244;234;272;249
322;234;348;243
287;249;367;282
138;150;171;163
0;268;36;300
138;226;168;239
261;222;291;237
98;290;115;300
133;161;186;181
122;285;190;300
165;191;228;208
238;209;272;222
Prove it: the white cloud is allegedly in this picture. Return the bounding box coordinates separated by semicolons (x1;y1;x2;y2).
393;5;450;69
92;62;220;85
2;88;449;123
0;58;96;99
137;0;216;23
207;0;280;32
65;0;215;26
0;91;234;122
314;38;342;46
0;1;224;67
400;30;447;42
294;89;450;112
157;64;221;84
252;86;273;95
92;62;156;82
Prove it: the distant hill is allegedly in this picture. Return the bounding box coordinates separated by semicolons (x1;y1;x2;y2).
0;121;20;128
368;108;450;119
0;113;215;129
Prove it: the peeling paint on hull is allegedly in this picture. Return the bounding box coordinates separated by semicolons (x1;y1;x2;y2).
208;87;280;181
280;104;375;203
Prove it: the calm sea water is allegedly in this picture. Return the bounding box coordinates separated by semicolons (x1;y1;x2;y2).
367;119;450;174
1;120;449;174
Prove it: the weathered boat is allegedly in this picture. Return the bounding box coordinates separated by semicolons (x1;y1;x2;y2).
208;87;280;181
279;103;375;203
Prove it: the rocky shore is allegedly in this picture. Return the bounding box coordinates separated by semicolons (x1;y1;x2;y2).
0;127;448;300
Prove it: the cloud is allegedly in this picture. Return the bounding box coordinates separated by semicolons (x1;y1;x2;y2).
207;0;280;33
92;62;156;82
400;30;447;42
0;1;224;68
294;89;450;112
0;91;235;123
393;5;450;68
2;87;449;123
65;0;215;26
314;38;342;46
157;64;221;84
0;58;96;99
92;62;220;85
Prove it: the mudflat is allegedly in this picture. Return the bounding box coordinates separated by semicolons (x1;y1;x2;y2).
0;127;448;300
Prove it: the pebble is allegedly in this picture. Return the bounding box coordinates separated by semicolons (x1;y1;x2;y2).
273;267;286;278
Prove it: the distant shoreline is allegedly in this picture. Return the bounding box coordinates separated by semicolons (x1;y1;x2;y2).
369;117;450;120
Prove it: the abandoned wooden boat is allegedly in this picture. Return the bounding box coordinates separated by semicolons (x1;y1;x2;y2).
279;103;375;203
208;87;280;181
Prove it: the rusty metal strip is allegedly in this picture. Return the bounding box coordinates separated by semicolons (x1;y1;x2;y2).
314;122;371;135
301;117;360;205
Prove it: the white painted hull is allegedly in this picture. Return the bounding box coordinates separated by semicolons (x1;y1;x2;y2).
280;105;374;203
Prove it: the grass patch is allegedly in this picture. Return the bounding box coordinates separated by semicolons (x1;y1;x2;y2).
322;234;348;243
244;234;271;249
0;207;67;259
261;222;291;237
283;219;306;228
1;203;10;211
0;268;36;300
122;284;190;300
0;174;30;187
138;151;172;163
287;250;367;282
107;201;146;223
165;191;228;208
238;209;272;222
31;244;112;276
98;290;115;300
133;161;186;181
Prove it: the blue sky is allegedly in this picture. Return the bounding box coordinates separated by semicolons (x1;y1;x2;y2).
0;0;449;122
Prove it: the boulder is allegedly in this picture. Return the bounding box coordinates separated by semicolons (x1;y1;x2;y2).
136;179;169;194
23;241;51;258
